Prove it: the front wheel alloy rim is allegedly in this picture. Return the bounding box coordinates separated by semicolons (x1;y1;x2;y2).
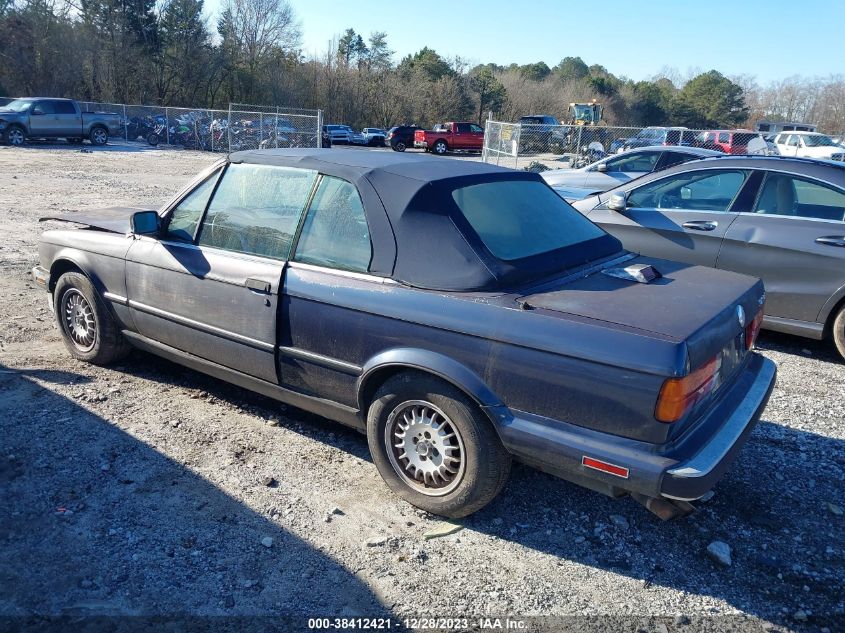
62;289;97;352
385;400;465;496
8;129;24;145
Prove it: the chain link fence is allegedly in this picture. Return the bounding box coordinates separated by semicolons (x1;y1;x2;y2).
0;97;322;152
482;120;845;171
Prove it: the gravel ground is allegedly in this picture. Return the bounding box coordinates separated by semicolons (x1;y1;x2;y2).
0;142;843;633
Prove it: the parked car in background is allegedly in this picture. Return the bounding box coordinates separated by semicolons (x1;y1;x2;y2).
620;127;695;152
362;128;387;146
348;128;368;145
774;132;845;161
32;148;776;519
692;130;762;155
572;156;845;359
325;124;352;144
0;97;121;146
386;126;421;152
414;122;484;154
542;146;722;201
517;114;570;153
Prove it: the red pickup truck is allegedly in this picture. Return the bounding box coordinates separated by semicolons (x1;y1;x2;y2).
414;122;485;155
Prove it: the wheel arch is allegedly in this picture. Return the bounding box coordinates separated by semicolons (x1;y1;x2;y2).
819;283;845;337
48;253;104;296
357;348;503;419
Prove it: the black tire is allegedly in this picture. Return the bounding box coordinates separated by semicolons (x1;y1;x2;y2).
89;126;108;146
832;306;845;361
392;141;406;152
54;272;130;365
433;139;448;155
146;132;160;146
367;372;511;518
4;125;26;146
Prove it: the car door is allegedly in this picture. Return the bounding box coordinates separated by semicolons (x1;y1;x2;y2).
28;100;57;136
779;134;799;157
452;123;471;149
469;123;485;150
587;168;751;267
716;171;845;324
125;162;318;383
50;100;81;136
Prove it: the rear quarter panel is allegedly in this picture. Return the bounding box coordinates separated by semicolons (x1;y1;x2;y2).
281;266;678;444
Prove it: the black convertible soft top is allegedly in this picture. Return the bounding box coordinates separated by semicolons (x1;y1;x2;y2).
229;149;621;291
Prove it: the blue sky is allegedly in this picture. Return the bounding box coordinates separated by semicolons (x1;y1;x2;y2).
207;0;844;83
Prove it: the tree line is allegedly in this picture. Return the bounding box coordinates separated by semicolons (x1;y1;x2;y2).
2;0;843;134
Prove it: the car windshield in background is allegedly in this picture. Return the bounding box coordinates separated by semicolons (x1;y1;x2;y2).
3;99;34;112
804;135;837;147
452;180;607;261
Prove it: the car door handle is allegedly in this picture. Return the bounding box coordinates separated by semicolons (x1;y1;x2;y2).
682;221;718;231
245;278;271;293
816;236;845;247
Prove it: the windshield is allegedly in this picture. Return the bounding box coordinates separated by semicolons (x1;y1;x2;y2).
803;134;837;147
2;99;34;112
452;180;607;261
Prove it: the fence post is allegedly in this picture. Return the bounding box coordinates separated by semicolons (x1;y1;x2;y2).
274;108;279;148
227;104;232;152
317;109;323;148
259;112;264;146
165;107;170;145
575;125;583;166
210;109;214;152
123;104;127;141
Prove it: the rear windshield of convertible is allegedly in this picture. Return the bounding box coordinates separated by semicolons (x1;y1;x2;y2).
451;180;607;261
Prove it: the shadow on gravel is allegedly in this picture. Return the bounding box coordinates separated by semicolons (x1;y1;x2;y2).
81;350;845;631
0;362;395;624
756;330;843;364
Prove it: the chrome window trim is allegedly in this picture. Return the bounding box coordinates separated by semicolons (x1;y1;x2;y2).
287;260;395;285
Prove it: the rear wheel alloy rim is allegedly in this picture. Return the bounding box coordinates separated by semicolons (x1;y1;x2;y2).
8;129;24;145
62;289;96;352
384;400;465;496
92;129;106;144
434;142;446;154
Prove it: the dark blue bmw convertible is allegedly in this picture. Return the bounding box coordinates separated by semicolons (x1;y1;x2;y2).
33;149;776;518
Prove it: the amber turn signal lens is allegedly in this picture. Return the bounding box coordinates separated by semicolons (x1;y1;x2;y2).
655;356;720;424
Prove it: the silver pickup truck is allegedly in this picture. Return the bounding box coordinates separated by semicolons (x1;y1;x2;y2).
0;97;122;146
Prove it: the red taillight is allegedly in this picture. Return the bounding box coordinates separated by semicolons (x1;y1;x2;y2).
654;356;721;423
746;307;764;350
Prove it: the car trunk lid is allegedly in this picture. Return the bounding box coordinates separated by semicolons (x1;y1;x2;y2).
518;256;765;375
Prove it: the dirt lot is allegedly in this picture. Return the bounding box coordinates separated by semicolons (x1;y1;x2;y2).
0;142;843;632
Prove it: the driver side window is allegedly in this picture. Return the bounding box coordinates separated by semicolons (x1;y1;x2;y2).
627;170;749;212
197;164;317;259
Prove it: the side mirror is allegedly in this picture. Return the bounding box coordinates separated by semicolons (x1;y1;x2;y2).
596;163;607;172
607;193;627;211
131;210;160;236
